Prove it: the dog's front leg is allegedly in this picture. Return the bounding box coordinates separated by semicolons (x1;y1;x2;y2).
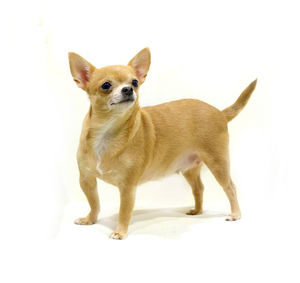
110;187;136;240
74;174;100;225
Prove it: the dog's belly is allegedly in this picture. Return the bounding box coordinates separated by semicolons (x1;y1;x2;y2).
173;152;202;173
140;151;201;183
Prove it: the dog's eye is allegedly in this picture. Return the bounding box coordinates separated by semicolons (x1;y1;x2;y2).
132;79;138;88
101;82;111;90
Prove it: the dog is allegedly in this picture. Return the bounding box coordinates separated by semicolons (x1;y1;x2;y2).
68;47;257;239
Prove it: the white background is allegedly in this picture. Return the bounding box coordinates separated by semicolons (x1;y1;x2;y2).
1;0;299;282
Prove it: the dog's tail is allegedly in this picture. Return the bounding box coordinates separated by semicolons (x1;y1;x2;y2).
222;79;257;122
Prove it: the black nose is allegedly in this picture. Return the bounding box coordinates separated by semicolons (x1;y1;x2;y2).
121;86;133;96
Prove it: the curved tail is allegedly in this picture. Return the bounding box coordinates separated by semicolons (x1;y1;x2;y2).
222;79;257;122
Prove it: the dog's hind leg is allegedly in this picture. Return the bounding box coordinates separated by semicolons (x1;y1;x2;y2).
203;149;241;221
200;128;241;221
183;164;204;215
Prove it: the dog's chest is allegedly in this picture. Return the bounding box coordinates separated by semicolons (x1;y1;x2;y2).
94;154;131;187
92;128;114;174
87;126;129;186
93;120;115;158
80;148;124;186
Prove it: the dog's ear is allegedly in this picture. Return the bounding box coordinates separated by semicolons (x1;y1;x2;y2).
68;52;95;90
128;47;151;84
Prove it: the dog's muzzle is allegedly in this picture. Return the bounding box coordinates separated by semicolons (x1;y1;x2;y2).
110;87;135;105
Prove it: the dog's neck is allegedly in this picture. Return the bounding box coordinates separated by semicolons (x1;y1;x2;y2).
88;102;141;159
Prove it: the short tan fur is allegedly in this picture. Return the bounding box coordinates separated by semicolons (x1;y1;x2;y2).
68;48;257;239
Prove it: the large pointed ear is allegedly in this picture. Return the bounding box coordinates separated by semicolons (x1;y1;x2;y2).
128;47;151;84
68;52;95;90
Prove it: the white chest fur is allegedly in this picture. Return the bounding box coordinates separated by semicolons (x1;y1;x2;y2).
93;119;116;174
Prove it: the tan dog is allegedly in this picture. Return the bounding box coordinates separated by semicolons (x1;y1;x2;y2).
68;48;257;239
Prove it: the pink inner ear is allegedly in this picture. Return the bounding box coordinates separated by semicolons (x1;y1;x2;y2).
80;69;89;86
136;67;145;81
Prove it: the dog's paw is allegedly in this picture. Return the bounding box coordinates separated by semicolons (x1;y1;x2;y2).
74;216;97;225
109;231;126;240
186;209;202;215
225;213;241;221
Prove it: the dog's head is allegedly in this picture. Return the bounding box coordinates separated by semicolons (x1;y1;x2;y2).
68;48;151;116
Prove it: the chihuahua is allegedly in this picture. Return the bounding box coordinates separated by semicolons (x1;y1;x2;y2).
68;48;256;239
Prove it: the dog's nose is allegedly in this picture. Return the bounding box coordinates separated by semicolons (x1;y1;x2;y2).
121;86;133;96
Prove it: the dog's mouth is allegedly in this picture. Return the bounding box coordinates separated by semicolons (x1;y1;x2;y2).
111;98;135;106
